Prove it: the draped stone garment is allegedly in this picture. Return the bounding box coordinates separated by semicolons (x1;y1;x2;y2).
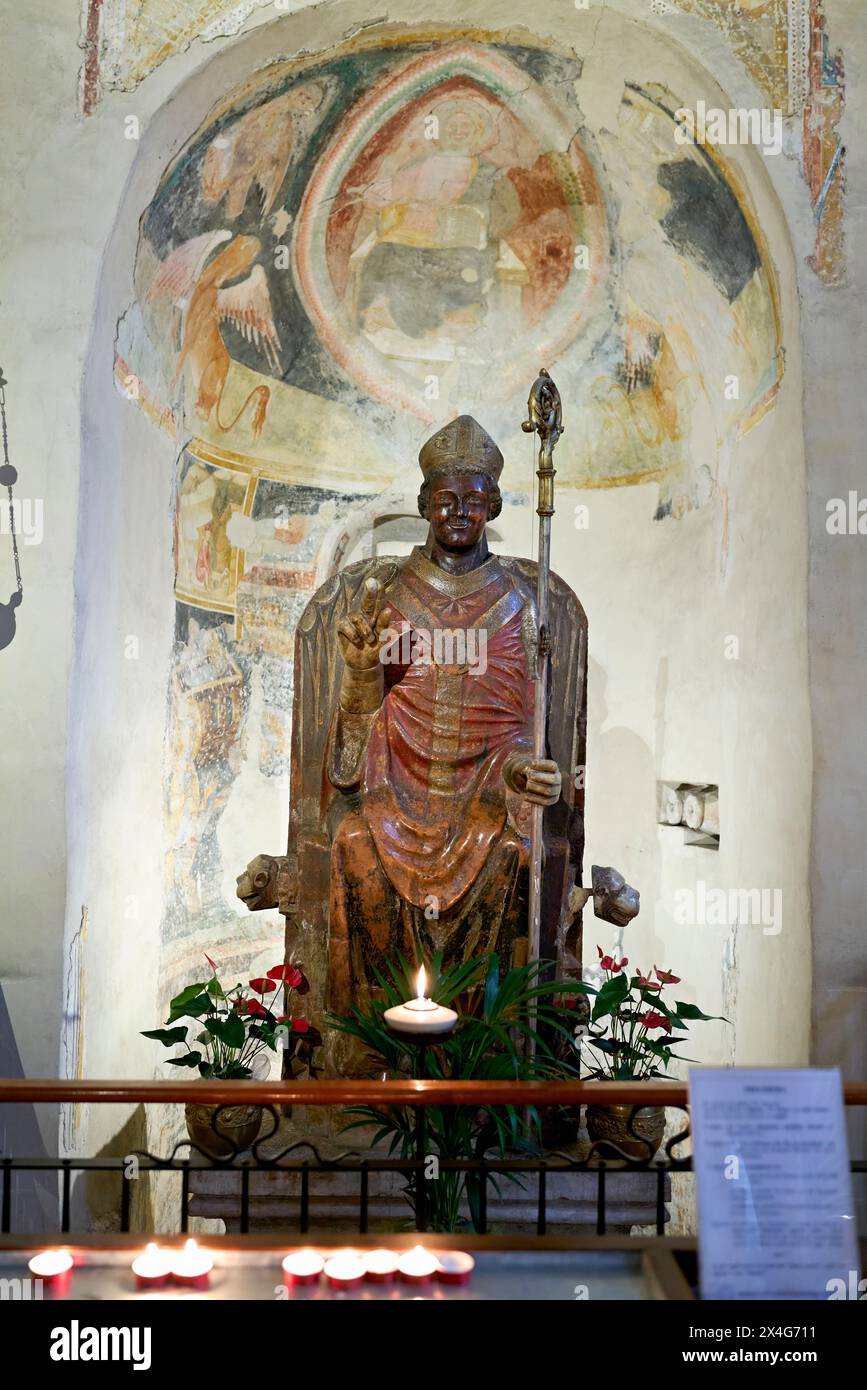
325;546;536;1008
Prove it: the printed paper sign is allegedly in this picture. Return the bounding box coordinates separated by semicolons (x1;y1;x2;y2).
690;1068;860;1300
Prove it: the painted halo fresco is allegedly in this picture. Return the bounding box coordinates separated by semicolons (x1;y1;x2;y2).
292;42;609;420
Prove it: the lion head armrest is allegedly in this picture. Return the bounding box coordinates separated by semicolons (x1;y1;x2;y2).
236;851;298;914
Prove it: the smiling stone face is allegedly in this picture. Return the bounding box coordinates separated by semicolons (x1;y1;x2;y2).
424;470;491;552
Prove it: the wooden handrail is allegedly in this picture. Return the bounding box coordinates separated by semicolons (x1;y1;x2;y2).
2;1078;867;1106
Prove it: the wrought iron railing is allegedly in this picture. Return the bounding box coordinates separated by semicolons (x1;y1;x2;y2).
2;1079;865;1239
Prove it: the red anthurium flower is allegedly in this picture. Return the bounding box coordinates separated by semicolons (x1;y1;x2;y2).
598;947;628;973
654;966;681;985
291;1018;310;1034
234;999;250;1014
249;977;277;993
638;1010;672;1031
204;953;217;969
636;971;660;990
246;998;268;1018
266;963;304;989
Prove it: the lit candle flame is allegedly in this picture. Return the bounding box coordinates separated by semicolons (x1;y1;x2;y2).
416;965;426;1000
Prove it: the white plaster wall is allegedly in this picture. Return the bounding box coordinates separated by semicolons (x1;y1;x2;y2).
807;1;867;1090
0;0;846;1179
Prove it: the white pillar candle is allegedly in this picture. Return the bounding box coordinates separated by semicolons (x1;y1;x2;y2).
383;966;458;1037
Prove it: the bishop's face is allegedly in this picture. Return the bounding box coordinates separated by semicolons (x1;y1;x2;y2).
426;471;490;552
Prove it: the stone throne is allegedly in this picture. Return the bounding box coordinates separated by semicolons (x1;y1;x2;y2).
236;540;637;1076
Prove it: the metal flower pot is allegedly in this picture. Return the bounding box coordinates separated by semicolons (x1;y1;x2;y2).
586;1103;665;1162
184;1101;263;1159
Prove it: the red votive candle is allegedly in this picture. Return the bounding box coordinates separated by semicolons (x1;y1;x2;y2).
28;1250;73;1295
170;1239;214;1290
131;1243;173;1290
323;1250;365;1290
436;1251;475;1286
397;1245;439;1285
362;1248;399;1284
282;1249;325;1288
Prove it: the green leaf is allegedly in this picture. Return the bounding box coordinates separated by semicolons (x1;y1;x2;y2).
168;1052;202;1068
168;982;208;1010
141;1026;188;1047
431;954;488;1006
249;1023;278;1049
675;1001;729;1023
166;993;214;1024
205;1012;246;1050
590;971;630;1023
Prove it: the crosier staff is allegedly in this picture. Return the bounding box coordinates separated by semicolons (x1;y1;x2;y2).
522;368;563;964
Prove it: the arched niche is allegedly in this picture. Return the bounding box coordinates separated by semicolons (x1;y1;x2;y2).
66;4;809;1191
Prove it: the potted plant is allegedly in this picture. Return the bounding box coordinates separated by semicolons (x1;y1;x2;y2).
573;947;725;1160
142;954;320;1157
328;951;584;1232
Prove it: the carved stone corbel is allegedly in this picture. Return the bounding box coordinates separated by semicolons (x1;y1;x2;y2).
591;864;640;927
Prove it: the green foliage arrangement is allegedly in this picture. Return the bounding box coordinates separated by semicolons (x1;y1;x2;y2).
142;955;320;1080
328;951;585;1232
577;948;726;1080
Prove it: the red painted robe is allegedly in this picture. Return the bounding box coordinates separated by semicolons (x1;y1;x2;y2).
326;547;535;1005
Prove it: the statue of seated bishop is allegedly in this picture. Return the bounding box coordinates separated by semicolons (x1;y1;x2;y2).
237;414;638;1067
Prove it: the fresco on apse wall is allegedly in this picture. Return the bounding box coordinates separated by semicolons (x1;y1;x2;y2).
673;0;845;285
82;1;845;282
118;35;782;495
163;445;370;973
113;31;786;1000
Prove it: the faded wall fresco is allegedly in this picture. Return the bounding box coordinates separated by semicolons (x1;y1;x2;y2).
82;2;846;284
675;0;845;283
114;28;786;1009
119;35;781;492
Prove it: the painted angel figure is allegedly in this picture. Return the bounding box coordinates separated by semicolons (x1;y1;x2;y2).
148;232;282;438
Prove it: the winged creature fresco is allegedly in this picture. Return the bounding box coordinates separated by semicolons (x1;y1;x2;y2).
148;233;283;438
201;83;328;222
